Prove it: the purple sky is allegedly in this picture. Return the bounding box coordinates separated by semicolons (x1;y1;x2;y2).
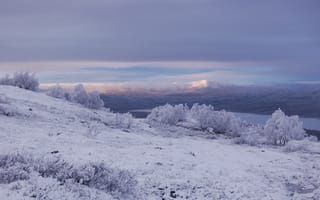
0;0;319;87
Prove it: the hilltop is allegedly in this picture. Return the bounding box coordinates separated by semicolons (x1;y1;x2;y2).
0;86;319;200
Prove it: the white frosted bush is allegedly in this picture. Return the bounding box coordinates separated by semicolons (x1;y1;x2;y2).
211;110;243;137
72;162;137;195
0;95;10;116
189;104;215;129
189;104;243;136
264;109;305;145
147;104;188;125
0;153;137;197
0;74;13;86
0;153;31;184
71;84;89;106
283;140;310;153
13;72;39;91
18;176;115;200
0;72;39;91
70;84;104;109
147;103;243;136
87;91;104;109
306;135;318;142
235;125;265;146
47;84;65;99
0;97;18;117
236;110;306;146
111;113;134;129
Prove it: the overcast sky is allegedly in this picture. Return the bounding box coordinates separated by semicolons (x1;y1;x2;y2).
0;0;319;87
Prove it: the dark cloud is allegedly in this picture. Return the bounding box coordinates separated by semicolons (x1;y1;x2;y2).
0;0;319;82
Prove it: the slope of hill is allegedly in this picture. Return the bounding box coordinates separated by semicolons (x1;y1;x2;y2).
0;86;319;200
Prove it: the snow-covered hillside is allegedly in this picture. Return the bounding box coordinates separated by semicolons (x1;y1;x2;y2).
0;85;319;200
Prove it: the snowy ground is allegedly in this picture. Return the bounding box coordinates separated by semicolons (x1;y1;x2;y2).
0;85;320;200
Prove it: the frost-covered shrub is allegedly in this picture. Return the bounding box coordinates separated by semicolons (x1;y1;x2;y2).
0;97;18;117
282;139;320;154
189;104;215;129
0;95;10;116
0;153;31;184
189;104;243;137
211;110;242;137
47;84;65;99
264;109;305;145
87;91;104;109
37;157;137;196
72;162;137;195
235;109;307;147
71;84;89;106
147;103;243;136
12;72;39;91
0;153;137;197
0;72;39;91
147;104;188;125
306;135;318;142
64;92;72;101
283;140;310;153
234;125;265;146
111;113;134;129
0;74;13;86
17;176;115;200
70;84;104;109
34;155;73;181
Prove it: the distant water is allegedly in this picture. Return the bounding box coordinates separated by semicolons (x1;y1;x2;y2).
129;109;320;131
129;109;152;118
234;112;320;131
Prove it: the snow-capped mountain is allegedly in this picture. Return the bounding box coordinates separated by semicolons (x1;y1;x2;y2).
0;85;319;200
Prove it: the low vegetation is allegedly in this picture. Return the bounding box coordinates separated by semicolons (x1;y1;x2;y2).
0;153;137;198
0;72;39;91
147;104;312;146
110;113;134;129
47;84;105;110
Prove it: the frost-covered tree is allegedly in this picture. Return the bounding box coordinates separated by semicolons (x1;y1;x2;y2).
147;104;188;125
87;91;104;109
189;104;215;130
12;72;39;91
189;104;242;136
213;110;243;137
0;74;13;86
235;125;265;146
69;84;104;109
70;84;90;106
264;109;305;145
147;103;243;136
111;113;134;129
47;84;65;99
0;72;39;91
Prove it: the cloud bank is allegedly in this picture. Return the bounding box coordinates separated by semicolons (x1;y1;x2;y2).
0;0;319;85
